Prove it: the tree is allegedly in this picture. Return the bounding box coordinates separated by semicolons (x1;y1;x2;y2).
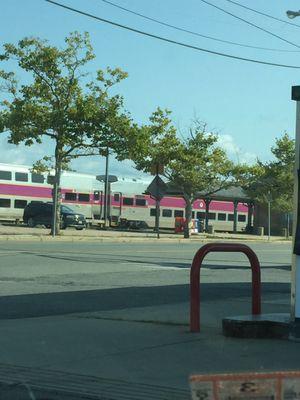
241;133;294;214
131;108;181;172
0;32;137;235
267;133;294;214
131;112;235;238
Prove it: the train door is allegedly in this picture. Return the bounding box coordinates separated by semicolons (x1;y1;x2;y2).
92;190;103;220
110;192;122;226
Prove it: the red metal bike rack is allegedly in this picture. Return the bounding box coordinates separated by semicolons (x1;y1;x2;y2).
190;243;261;332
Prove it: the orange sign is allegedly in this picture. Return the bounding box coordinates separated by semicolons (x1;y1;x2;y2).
190;371;300;400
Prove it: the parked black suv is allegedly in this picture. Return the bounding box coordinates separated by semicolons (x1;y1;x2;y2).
23;202;86;230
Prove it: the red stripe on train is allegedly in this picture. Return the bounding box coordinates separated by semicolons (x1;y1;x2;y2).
0;183;248;212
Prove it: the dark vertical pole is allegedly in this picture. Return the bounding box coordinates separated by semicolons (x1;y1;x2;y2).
107;182;111;223
155;164;160;239
233;200;238;233
51;177;58;238
99;192;102;221
247;202;254;233
204;198;211;232
103;147;109;229
268;191;271;241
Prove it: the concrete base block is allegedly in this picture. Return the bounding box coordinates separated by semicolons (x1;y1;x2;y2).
289;319;300;341
222;313;291;339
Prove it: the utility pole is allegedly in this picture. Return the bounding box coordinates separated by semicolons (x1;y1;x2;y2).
267;190;271;242
96;154;117;230
155;164;160;239
103;147;110;229
51;176;58;238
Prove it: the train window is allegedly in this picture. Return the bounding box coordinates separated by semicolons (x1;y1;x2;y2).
31;173;45;183
14;199;27;209
136;198;146;206
65;192;77;201
208;212;216;220
228;214;234;221
162;209;172;217
238;214;246;222
150;208;160;216
114;193;120;202
0;171;12;180
78;193;90;202
197;211;205;220
175;210;184;218
0;198;11;208
218;213;226;221
94;191;100;201
123;197;133;206
15;172;28;182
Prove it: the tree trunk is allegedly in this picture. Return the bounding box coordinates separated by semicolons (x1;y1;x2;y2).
51;146;62;237
184;195;192;239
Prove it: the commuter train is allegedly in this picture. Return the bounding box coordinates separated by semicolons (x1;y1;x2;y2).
0;163;249;231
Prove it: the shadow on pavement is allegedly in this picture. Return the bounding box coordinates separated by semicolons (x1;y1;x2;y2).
26;252;291;270
0;282;290;320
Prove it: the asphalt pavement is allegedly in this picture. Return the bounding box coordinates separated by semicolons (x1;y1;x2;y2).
0;240;296;399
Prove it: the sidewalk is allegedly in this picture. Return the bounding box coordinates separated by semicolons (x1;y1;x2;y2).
0;224;291;242
0;285;293;399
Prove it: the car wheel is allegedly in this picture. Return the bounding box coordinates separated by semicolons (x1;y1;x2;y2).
75;227;85;231
28;218;36;228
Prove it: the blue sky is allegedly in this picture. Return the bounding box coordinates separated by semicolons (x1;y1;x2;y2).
1;0;300;177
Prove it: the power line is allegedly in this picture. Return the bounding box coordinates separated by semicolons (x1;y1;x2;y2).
99;0;299;53
223;0;300;29
44;0;300;69
199;0;300;49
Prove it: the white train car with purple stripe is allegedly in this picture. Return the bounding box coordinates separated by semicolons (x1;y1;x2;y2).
0;163;249;231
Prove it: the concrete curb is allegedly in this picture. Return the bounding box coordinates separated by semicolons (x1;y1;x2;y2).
222;313;291;339
0;233;292;243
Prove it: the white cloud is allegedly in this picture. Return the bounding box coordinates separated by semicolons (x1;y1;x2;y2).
217;134;257;165
71;155;148;179
0;133;149;178
0;133;51;166
0;131;256;179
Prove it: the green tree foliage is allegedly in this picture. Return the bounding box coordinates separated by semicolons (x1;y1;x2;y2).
132;112;235;238
0;32;137;235
240;133;294;214
132;108;180;171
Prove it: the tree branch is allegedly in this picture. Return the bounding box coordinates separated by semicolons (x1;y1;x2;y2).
30;66;60;104
71;152;99;158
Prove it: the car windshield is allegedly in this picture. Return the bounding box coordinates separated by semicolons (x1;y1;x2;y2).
61;205;75;213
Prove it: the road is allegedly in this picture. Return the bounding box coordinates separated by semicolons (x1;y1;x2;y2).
0;240;294;399
0;241;291;317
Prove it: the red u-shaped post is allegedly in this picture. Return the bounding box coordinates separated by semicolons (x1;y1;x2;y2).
190;243;261;332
